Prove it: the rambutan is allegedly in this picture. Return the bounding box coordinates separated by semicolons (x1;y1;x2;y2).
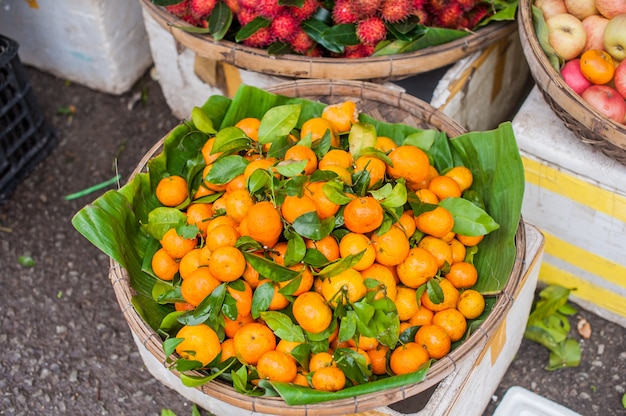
224;0;240;14
190;0;217;19
432;2;465;28
457;0;478;11
289;29;315;54
356;16;387;46
466;3;492;28
332;0;359;24
352;0;383;18
413;8;431;25
238;0;257;10
381;0;413;22
270;12;301;42
237;7;259;26
166;0;190;17
343;44;376;58
427;0;448;14
256;0;285;19
290;0;320;21
411;0;428;11
242;27;276;48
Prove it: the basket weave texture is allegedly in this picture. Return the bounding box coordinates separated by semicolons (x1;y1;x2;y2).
518;0;626;166
109;80;527;415
140;0;517;82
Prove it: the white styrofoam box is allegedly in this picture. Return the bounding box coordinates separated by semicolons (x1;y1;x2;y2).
133;223;544;416
430;30;531;132
493;386;582;416
0;0;152;95
513;86;626;328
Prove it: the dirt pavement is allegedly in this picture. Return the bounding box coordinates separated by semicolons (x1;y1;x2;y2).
1;67;625;416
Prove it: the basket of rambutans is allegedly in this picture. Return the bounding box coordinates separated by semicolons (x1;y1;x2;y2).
141;0;518;80
518;0;626;165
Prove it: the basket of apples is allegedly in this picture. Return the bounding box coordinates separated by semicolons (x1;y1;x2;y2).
518;0;626;164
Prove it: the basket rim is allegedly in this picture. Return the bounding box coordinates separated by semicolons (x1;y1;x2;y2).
517;0;626;158
140;0;518;80
108;80;527;414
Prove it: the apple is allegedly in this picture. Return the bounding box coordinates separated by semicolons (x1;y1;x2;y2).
536;0;568;19
561;59;593;94
582;15;609;51
546;13;588;60
595;0;626;18
564;0;599;19
582;85;626;123
603;14;626;61
614;60;626;99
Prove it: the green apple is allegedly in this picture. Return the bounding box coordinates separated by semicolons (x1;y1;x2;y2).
604;14;626;61
547;13;587;61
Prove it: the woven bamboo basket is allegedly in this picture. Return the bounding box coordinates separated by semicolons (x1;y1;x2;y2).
140;0;517;82
518;0;626;166
109;80;526;414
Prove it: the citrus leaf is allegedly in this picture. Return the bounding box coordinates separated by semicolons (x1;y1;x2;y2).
260;311;306;342
212;126;248;153
258;104;301;145
323;181;353;205
402;129;439;151
348;123;377;159
292;211;335;240
440;197;499;236
315;251;365;278
243;251;300;282
143;207;187;240
275;160;307;177
284;232;306;266
204;155;249;185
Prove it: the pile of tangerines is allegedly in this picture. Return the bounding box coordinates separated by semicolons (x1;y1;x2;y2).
150;100;491;394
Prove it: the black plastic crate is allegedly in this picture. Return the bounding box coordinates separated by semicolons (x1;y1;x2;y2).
0;34;56;204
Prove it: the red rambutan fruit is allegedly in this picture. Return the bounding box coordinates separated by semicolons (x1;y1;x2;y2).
413;8;431;25
457;0;478;11
466;3;492;28
242;27;276;48
166;0;190;17
343;44;376;58
427;0;447;13
356;16;387;45
238;0;258;10
411;0;428;10
290;0;320;21
432;2;465;28
237;7;259;26
332;0;360;24
289;29;316;53
352;0;383;18
270;12;301;42
381;0;414;22
224;0;240;14
190;0;217;19
257;0;285;19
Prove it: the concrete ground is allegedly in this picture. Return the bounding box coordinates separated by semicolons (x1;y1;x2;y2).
1;66;625;416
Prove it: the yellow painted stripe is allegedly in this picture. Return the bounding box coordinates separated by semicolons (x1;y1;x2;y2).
539;263;626;319
523;156;626;223
543;231;626;290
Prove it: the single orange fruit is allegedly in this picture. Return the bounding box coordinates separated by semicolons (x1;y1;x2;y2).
420;278;460;312
186;203;214;236
257;279;290;311
456;233;484;247
205;224;240;252
292;372;310;387
284;144;318;175
409;165;439;191
580;49;615;85
339;232;376;271
160;228;197;259
456;289;486;320
176;324;221;366
371;226;410;266
355;156;387;189
300;117;339;148
417;236;453;269
280;194;317;224
179;248;206;280
396;247;438;288
361;263;397;301
414;188;439;204
444;166;473;192
180;267;221;306
156;175;188;207
445;261;478;289
243;157;277;182
348;334;379;351
225;189;254;223
309;351;335;371
343;196;384;234
321;268;367;306
311;366;346;392
220;338;237;362
415;324;451;359
223;312;255;338
367;344;390;375
386;145;430;185
428;175;462;200
235;117;261;141
432;308;467;342
227;280;253;319
375;136;397;153
242;259;261;288
292;291;333;334
256;350;298;382
233;322;276;365
414;206;455;239
389;341;430;375
318;149;354;169
321;100;358;133
245;200;283;248
448;238;467;264
394;209;417;238
408;306;434;327
208;246;246;282
304;181;341;219
225;174;247;193
151;247;179;281
395;286;419;321
206;215;238;234
305;235;340;262
275;339;303;357
201;137;221;165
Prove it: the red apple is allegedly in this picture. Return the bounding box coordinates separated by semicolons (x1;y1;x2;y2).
582;15;609;52
565;0;598;19
614;59;626;99
536;0;569;19
582;85;626;122
561;59;593;94
595;0;626;18
546;13;588;60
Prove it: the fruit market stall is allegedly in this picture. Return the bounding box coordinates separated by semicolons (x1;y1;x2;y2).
71;80;539;415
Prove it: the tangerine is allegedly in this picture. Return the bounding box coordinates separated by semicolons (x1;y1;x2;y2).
432;308;467;342
445;261;478;289
417;236;453;269
415;324;451;359
208;246;246;282
386;145;430;185
395;286;419;321
311;366;346;392
256;350;298;382
355;156;387;189
186;203;214;236
233;322;276;365
205;224;240;252
176;324;221;366
389;341;429;375
444;166;473;191
284;145;318;175
428;175;462;200
414;206;455;239
305;235;340;262
160;228;197;259
304;181;341;219
321;268;367;306
343;196;384;234
361;263;397;301
339;232;376;271
420;278;460;312
456;289;486;320
225;189;254;223
300;117;339;147
292;291;333;334
321;100;358;133
281;194;317;224
318;149;354;169
396;247;438;288
580;49;615;85
245;201;283;248
180;267;221;306
151;247;179;281
156;175;188;207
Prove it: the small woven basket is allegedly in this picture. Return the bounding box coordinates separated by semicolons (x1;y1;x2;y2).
109;80;527;414
140;0;517;82
518;0;626;165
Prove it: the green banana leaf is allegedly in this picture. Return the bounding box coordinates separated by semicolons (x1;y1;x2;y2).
71;84;524;405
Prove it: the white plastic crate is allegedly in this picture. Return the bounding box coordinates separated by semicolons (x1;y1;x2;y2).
0;0;152;95
494;386;582;416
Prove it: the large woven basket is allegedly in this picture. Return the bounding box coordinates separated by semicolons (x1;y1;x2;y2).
109;80;526;414
518;0;626;165
140;0;517;82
